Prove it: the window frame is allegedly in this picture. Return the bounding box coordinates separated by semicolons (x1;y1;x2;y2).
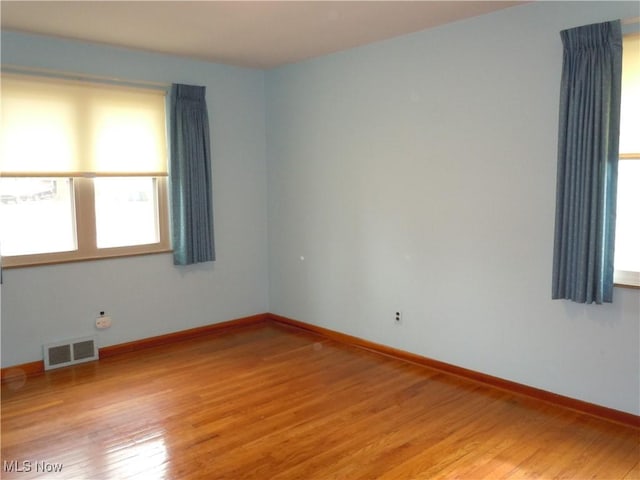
0;71;172;268
613;31;640;288
1;176;171;268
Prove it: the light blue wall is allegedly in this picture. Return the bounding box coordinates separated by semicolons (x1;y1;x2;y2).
2;1;639;416
265;1;640;414
1;32;270;366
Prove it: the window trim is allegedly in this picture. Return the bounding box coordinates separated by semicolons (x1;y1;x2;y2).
1;176;171;269
614;271;640;289
0;70;172;268
613;30;639;288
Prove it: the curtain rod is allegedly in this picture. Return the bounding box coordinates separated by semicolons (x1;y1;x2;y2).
1;64;170;92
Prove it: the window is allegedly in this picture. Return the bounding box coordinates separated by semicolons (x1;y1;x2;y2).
614;33;640;287
0;73;170;267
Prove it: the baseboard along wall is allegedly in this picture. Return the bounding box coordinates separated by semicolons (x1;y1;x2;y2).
2;312;638;429
0;313;269;386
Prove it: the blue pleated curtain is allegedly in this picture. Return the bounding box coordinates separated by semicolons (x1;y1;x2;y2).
170;84;215;265
552;20;622;304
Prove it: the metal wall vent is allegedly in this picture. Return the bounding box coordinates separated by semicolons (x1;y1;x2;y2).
43;337;99;370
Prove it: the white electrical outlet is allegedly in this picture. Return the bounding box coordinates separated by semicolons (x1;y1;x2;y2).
96;312;112;329
394;311;402;325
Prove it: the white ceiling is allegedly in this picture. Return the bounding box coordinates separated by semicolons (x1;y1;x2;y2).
1;1;525;69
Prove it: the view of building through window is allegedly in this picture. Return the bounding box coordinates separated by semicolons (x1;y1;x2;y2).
94;177;159;249
0;178;75;256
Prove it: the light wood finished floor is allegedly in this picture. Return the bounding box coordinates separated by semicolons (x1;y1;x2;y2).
2;322;638;479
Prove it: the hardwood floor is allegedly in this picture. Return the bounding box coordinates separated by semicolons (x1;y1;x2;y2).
2;322;638;479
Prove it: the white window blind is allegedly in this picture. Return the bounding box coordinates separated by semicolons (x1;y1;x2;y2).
619;33;639;155
0;74;168;177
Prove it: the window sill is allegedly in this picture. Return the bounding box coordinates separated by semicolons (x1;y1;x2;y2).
2;248;173;269
614;270;640;289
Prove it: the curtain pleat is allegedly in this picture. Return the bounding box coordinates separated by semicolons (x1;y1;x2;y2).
170;84;215;265
552;21;622;304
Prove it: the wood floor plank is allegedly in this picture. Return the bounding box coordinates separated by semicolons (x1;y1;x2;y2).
2;323;638;479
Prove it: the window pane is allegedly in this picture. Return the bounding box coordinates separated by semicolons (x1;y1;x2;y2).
94;177;159;249
0;178;76;256
615;160;640;272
